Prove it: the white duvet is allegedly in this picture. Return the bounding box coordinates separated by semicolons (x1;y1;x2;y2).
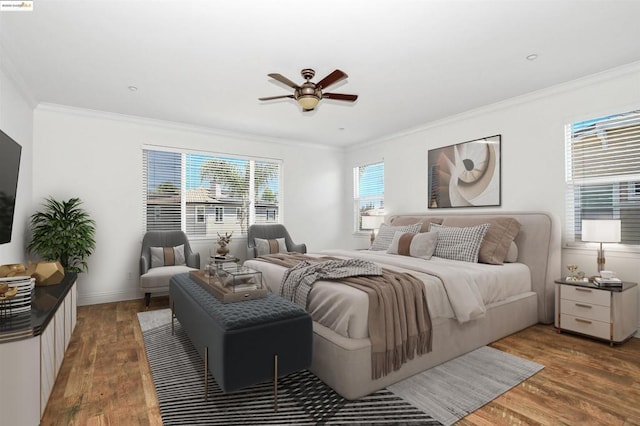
244;249;531;339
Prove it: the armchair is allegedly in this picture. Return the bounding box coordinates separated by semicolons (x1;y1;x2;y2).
140;230;200;307
246;224;307;259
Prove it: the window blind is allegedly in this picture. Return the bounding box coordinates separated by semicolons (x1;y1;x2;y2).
565;110;640;244
353;161;384;231
143;148;281;238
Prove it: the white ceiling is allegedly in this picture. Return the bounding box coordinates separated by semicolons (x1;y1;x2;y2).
2;0;640;147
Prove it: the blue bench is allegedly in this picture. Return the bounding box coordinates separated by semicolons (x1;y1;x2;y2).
169;273;312;407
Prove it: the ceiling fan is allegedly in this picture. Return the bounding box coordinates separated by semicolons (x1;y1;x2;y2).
259;68;358;111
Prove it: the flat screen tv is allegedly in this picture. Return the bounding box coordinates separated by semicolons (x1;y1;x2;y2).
0;129;22;244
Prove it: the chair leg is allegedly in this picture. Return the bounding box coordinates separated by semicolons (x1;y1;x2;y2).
145;292;151;308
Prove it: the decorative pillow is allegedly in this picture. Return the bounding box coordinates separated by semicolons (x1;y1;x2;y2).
387;231;438;259
150;244;186;268
370;222;422;251
440;217;521;265
429;223;489;263
389;216;443;233
255;237;288;256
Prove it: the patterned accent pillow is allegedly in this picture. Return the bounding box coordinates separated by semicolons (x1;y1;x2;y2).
150;244;186;268
387;231;438;259
440;217;521;264
370;222;422;251
255;237;287;256
429;223;489;263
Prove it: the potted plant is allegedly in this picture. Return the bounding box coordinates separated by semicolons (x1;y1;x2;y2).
216;231;233;256
28;197;96;273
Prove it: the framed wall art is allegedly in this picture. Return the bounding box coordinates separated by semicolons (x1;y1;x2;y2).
427;135;501;208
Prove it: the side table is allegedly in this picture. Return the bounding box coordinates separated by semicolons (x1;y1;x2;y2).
554;278;638;346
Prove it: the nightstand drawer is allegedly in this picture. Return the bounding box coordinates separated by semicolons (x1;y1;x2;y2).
560;314;610;340
560;285;610;307
560;299;610;322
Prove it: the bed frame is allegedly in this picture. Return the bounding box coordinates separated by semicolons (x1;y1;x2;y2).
308;211;560;399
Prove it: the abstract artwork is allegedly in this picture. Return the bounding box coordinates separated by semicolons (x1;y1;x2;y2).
428;135;501;208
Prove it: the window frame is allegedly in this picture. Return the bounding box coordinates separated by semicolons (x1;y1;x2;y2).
353;161;385;233
565;109;640;247
143;145;283;240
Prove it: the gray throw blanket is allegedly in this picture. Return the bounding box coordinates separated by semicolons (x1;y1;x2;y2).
256;253;432;380
280;258;383;308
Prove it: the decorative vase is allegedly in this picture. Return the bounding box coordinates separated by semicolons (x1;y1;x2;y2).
216;245;229;256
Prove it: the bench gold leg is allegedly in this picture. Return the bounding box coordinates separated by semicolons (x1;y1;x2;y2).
274;354;278;411
204;346;209;402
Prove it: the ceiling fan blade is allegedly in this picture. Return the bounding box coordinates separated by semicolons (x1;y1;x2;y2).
259;95;295;101
323;93;358;102
316;69;347;90
268;73;300;89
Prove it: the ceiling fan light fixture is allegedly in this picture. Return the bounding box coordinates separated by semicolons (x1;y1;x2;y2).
298;94;319;110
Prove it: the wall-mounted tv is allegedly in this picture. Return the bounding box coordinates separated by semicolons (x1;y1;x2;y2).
0;129;22;244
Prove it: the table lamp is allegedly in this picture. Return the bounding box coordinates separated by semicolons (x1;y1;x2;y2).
361;215;385;245
581;219;621;272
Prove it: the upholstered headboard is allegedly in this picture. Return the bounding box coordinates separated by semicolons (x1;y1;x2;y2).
387;212;561;324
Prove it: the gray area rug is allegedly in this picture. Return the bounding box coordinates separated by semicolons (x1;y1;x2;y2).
139;309;543;425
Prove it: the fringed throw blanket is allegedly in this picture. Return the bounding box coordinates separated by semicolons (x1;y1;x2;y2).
256;253;432;379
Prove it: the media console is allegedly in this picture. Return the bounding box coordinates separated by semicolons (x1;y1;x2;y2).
0;273;77;426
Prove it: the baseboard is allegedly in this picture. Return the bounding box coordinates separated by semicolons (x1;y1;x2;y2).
77;288;147;306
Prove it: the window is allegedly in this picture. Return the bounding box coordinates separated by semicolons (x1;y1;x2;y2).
195;206;205;223
143;147;281;238
353;161;384;232
565;110;640;244
214;207;223;223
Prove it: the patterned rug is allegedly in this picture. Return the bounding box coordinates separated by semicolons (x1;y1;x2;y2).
139;309;543;425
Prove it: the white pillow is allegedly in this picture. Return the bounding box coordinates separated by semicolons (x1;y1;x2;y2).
429;223;489;263
150;244;186;268
387;231;438;259
255;237;288;256
370;223;422;251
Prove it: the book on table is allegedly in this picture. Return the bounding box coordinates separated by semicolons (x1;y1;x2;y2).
593;276;622;287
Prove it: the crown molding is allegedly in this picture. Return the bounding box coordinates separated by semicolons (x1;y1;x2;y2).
348;60;640;152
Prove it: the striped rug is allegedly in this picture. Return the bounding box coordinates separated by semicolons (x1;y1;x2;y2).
139;309;542;425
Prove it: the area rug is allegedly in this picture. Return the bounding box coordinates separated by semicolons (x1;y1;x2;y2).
139;309;543;425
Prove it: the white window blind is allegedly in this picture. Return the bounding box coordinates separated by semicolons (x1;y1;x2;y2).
143;148;281;238
565;110;640;244
353;161;384;231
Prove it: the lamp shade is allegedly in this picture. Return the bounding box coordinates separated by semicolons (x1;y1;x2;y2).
361;215;385;230
581;219;621;243
298;95;319;110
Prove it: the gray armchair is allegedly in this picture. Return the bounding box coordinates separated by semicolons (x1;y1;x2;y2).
246;224;307;259
140;230;200;307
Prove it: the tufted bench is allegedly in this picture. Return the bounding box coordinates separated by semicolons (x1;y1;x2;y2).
169;273;312;406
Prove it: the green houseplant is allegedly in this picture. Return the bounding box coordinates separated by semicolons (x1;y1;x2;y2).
28;197;96;273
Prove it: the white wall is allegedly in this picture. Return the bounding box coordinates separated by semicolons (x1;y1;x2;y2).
0;67;34;265
32;106;345;305
345;62;640;331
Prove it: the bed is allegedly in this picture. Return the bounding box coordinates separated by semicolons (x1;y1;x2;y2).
244;212;560;400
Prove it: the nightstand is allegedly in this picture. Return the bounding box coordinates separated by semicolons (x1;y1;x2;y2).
555;278;638;346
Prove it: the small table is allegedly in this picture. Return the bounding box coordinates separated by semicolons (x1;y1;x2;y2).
555;278;638;346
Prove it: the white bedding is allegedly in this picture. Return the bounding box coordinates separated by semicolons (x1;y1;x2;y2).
244;249;531;339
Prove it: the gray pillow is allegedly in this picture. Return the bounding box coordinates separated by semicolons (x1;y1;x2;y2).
387;231;438;259
429;223;489;263
255;237;287;256
370;222;422;251
150;244;186;268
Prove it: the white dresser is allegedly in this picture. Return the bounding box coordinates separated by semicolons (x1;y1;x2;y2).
0;274;77;426
555;279;638;345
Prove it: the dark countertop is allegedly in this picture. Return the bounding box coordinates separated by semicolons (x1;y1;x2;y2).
0;273;77;343
555;277;637;292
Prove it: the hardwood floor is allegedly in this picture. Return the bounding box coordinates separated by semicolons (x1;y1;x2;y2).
42;297;640;425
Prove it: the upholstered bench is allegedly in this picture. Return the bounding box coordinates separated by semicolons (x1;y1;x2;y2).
169;273;312;407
